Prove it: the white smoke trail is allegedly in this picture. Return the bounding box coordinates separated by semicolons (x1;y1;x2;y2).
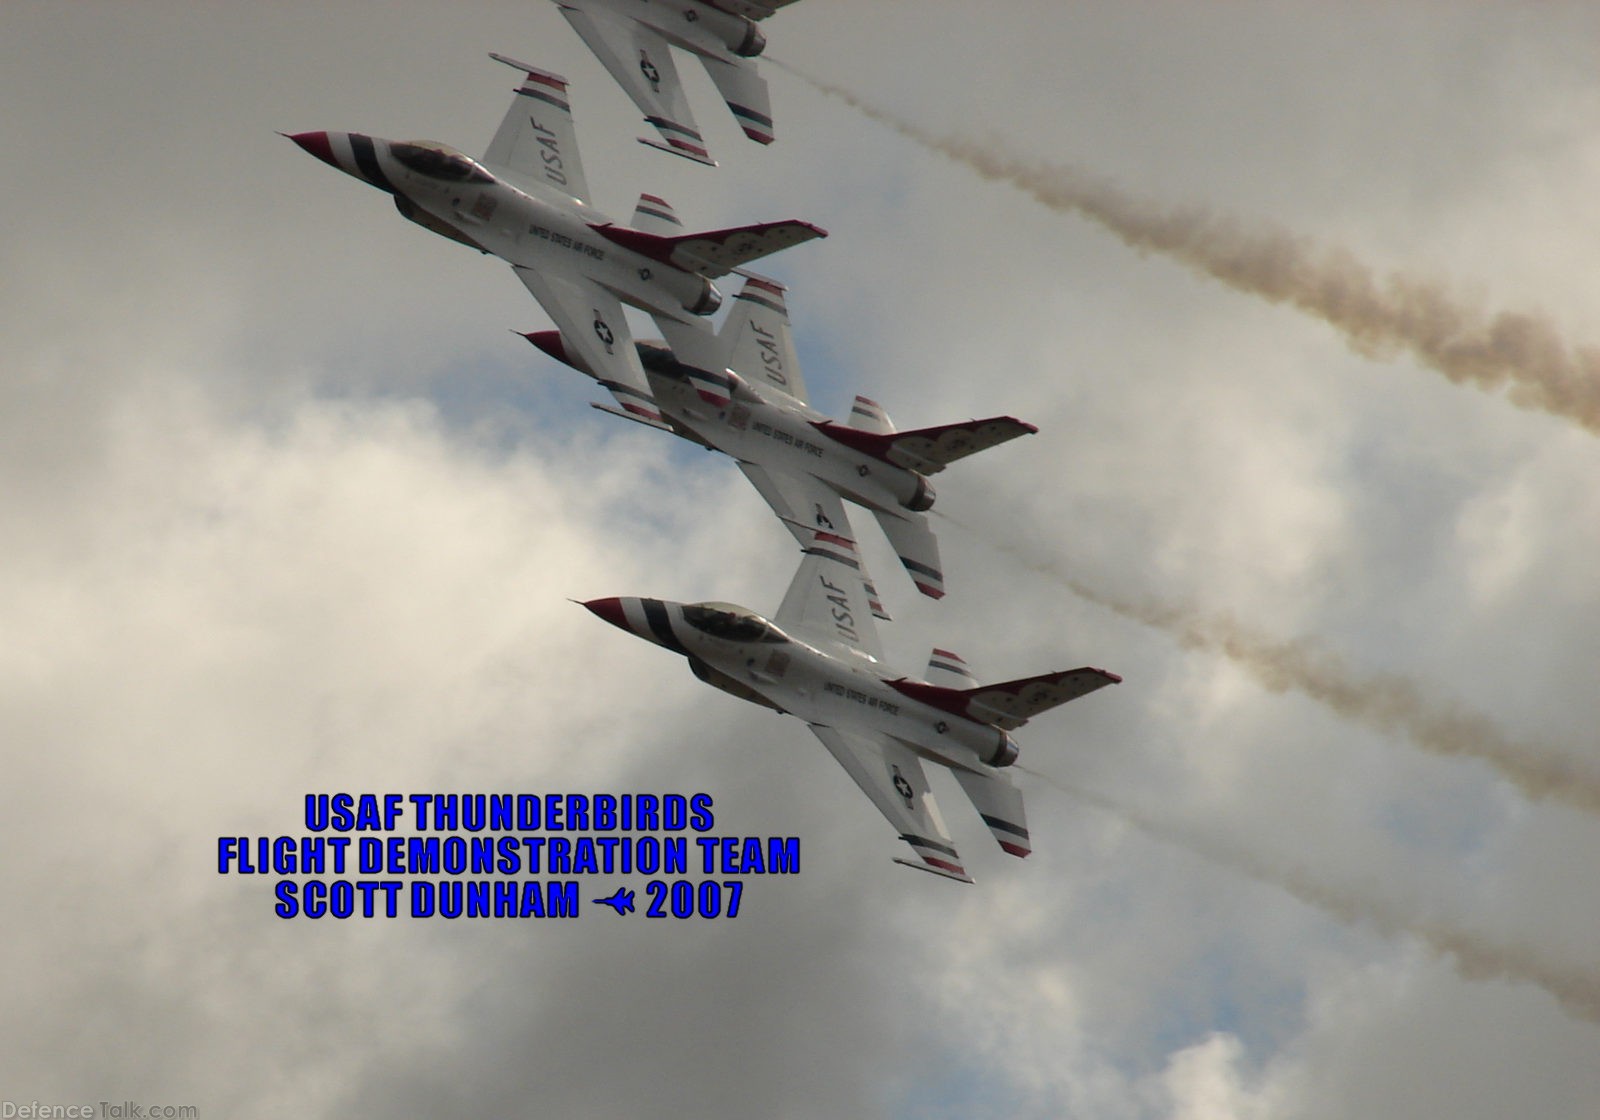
992;529;1600;816
775;61;1600;436
1082;579;1600;815
1022;767;1600;1027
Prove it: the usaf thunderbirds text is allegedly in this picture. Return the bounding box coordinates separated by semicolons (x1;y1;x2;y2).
217;793;800;919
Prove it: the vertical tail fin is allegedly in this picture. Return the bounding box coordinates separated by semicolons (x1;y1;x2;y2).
718;276;808;404
925;647;977;688
848;395;896;434
484;55;591;203
631;192;684;235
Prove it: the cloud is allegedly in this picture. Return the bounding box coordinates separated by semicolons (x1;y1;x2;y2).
1047;776;1600;1028
8;5;1600;1119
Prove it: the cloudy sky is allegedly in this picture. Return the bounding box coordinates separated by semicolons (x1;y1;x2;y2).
5;1;1600;1116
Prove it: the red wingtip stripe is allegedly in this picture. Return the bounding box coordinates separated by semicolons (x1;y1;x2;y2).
524;71;567;92
813;531;855;549
999;841;1031;858
924;856;967;875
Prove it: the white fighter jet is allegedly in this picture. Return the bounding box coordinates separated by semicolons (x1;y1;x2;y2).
583;532;1120;881
525;269;1037;602
551;0;800;164
286;54;824;413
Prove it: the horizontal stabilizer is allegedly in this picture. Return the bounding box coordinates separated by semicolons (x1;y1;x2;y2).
700;55;775;144
890;667;1121;732
814;416;1038;476
871;510;944;600
591;219;827;278
952;769;1030;858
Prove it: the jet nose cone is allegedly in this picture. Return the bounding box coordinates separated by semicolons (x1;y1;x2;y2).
284;130;338;168
523;330;572;367
581;597;630;631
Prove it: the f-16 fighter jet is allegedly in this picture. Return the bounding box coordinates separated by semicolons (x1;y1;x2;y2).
583;532;1120;881
551;0;799;164
525;268;1037;601
286;54;824;412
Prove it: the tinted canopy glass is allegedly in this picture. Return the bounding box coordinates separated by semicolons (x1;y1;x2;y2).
682;603;788;644
391;142;495;184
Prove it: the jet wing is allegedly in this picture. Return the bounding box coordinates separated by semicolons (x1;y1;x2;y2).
773;529;885;658
593;220;827;279
814;416;1039;476
737;461;845;539
739;464;888;620
890;668;1121;732
807;724;971;882
513;265;665;426
554;6;715;165
484;54;592;206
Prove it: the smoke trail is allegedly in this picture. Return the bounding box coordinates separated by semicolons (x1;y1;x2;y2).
1023;770;1600;1027
1089;581;1600;813
774;61;1600;436
934;504;1600;814
980;524;1600;815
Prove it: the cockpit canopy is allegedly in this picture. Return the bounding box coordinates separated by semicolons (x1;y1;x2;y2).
682;602;789;644
391;141;495;184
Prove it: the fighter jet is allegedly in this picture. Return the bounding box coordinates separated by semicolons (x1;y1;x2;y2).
583;532;1120;881
286;54;824;415
525;269;1037;602
551;0;800;164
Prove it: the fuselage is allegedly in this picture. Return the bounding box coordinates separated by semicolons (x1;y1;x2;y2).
288;131;720;318
584;596;1015;775
637;344;936;516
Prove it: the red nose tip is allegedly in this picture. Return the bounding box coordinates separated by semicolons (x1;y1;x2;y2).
582;597;629;631
522;330;571;366
284;130;337;168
